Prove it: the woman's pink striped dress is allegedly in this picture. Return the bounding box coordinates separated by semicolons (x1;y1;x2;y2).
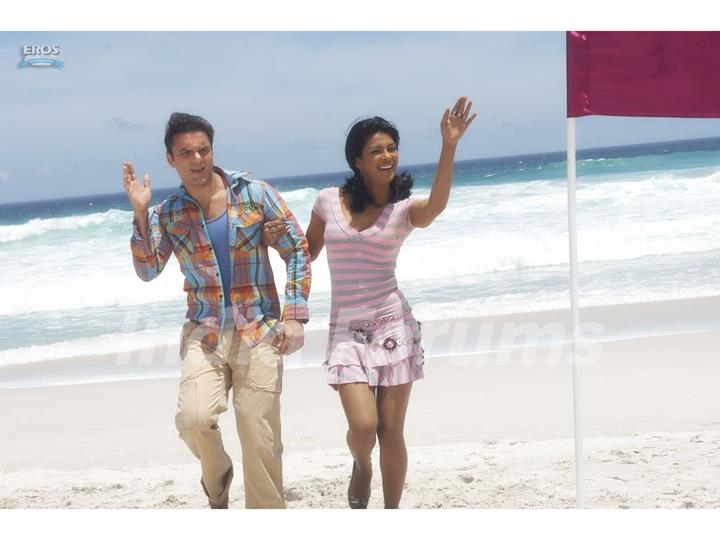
312;187;425;388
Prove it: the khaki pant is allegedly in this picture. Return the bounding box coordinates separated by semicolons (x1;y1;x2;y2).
174;321;285;509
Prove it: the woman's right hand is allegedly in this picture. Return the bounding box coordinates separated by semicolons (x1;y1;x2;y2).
123;161;152;214
262;219;289;245
441;96;477;147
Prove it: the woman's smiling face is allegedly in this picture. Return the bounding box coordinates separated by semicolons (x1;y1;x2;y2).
354;131;399;187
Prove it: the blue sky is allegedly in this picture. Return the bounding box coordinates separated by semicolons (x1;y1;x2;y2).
2;31;720;204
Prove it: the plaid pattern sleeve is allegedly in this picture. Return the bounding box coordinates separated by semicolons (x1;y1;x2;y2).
260;181;311;322
130;205;174;282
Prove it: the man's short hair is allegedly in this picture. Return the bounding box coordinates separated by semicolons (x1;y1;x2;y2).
164;112;215;154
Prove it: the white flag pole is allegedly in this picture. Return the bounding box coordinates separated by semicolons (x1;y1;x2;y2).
567;117;584;508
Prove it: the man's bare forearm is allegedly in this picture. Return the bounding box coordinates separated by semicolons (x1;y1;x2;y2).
134;208;150;241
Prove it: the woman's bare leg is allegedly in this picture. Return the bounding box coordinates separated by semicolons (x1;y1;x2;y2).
376;382;413;508
338;383;378;501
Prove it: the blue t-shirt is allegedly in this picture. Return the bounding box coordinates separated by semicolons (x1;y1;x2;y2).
205;209;232;308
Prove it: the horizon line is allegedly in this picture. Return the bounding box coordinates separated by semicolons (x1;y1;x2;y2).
3;134;719;207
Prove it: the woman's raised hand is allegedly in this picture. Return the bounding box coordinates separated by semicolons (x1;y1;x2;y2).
441;96;477;146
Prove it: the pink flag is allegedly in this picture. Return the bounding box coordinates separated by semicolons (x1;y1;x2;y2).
567;31;720;118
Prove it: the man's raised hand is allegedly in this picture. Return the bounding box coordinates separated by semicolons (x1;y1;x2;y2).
123;162;152;213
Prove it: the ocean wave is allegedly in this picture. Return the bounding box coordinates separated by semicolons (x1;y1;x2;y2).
0;258;186;316
0;209;131;244
442;169;720;221
577;169;720;201
0;328;182;368
410;287;720;322
2;215;718;316
396;225;720;280
276;187;319;203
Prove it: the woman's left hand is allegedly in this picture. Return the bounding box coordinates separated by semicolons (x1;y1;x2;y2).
441;96;477;146
262;219;289;245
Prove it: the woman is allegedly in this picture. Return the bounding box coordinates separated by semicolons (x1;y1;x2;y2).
264;97;476;508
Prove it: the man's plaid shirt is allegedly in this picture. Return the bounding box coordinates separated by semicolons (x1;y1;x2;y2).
131;167;311;351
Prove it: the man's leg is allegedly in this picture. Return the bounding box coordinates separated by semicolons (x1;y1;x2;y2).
175;325;234;508
230;333;285;509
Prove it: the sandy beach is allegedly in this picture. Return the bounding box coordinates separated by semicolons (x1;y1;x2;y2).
1;298;719;509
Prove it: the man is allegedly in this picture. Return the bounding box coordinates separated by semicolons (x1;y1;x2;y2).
123;112;310;509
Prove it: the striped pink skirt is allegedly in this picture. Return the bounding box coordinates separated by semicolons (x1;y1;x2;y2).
324;311;425;389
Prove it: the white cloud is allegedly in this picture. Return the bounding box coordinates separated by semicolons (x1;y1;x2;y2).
0;171;11;183
111;117;144;131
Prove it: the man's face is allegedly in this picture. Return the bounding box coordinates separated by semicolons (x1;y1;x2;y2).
166;131;214;189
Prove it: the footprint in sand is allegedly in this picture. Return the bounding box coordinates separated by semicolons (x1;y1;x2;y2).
71;485;99;494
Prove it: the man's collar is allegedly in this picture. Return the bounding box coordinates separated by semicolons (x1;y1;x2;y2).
214;166;231;188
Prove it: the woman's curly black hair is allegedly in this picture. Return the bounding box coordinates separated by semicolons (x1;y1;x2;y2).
341;116;414;213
